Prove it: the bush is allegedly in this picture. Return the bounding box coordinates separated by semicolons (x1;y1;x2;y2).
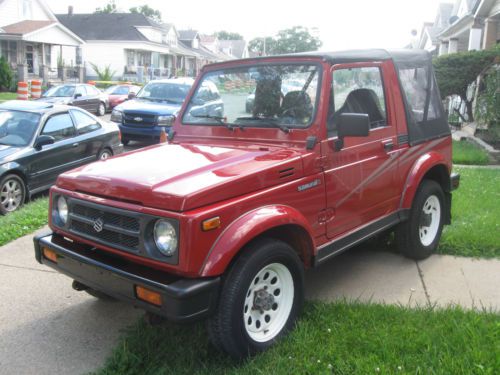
88;62;116;81
475;67;499;137
0;56;13;91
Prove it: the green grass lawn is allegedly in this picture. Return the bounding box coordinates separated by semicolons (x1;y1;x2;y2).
0;92;17;101
0;197;48;246
452;140;489;165
438;167;500;258
96;302;500;375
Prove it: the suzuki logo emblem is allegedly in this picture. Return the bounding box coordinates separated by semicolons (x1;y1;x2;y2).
93;217;104;232
133;117;143;122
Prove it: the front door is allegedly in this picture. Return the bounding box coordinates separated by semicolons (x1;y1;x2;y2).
25;45;34;73
323;62;399;240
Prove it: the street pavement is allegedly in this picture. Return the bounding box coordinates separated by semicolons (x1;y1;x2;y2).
0;230;499;375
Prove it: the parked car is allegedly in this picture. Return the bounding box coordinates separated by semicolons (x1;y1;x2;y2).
0;100;122;214
104;84;141;109
38;84;109;116
34;50;459;358
110;78;223;144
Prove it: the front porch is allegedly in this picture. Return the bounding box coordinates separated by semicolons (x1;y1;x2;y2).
0;20;84;85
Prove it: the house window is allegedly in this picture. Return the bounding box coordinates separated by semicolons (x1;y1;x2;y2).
126;51;135;66
162;33;167;44
22;0;32;18
0;41;8;60
9;42;17;64
45;45;51;66
75;47;82;65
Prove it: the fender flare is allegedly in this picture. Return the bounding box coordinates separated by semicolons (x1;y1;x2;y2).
399;151;450;210
199;205;315;277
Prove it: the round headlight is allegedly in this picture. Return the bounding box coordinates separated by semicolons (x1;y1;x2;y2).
57;196;68;225
154;219;177;256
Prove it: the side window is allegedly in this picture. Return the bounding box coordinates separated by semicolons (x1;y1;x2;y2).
74;86;85;97
71;109;101;135
398;67;440;122
328;67;387;137
41;113;75;141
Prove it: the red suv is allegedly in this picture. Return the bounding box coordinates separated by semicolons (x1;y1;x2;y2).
34;49;459;358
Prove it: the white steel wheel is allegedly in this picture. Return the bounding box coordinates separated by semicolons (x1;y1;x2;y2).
97;102;106;116
419;195;441;246
1;177;24;213
243;263;294;343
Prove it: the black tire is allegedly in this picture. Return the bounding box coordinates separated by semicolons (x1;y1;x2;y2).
98;148;112;160
0;174;26;215
96;102;106;116
122;139;130;146
85;288;116;301
396;180;445;260
207;238;304;359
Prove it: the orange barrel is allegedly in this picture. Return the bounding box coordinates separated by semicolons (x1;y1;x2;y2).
87;80;96;85
17;82;29;100
30;80;42;99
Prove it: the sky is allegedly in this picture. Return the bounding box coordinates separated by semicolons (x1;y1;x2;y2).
46;0;446;50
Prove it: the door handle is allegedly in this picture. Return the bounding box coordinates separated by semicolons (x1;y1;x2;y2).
382;140;394;152
72;142;79;148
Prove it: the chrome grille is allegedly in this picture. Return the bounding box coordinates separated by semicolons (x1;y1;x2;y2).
123;112;157;127
69;201;140;252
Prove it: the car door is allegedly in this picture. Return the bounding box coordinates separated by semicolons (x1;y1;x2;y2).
69;108;104;165
29;112;84;188
72;85;88;110
85;85;100;113
322;62;399;239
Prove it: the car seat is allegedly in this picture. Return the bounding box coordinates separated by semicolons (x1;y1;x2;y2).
279;91;313;124
252;79;281;118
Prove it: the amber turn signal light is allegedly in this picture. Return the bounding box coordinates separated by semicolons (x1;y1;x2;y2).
135;285;162;306
202;216;221;231
43;247;58;263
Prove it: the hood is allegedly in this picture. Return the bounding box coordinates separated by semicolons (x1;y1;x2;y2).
0;144;22;161
115;99;182;116
37;97;71;105
57;143;305;212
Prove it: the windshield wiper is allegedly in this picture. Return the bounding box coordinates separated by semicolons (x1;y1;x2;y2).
235;116;290;133
191;114;238;131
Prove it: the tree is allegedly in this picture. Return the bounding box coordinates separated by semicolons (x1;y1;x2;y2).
433;47;499;122
248;26;322;56
88;62;116;81
215;31;244;40
129;5;162;22
95;0;117;14
0;57;13;91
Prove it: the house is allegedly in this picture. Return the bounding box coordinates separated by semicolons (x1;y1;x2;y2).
0;0;85;84
437;0;500;54
218;40;249;59
178;29;231;74
57;13;231;82
417;3;454;54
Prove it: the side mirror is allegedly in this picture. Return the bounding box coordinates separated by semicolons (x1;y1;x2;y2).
335;113;370;151
127;92;136;100
74;93;82;99
34;135;55;150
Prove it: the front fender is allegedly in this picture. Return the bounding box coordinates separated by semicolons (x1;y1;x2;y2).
199;205;314;277
400;151;449;209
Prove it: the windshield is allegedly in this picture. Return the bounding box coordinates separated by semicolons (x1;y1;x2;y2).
183;63;320;128
0;110;40;147
136;82;190;104
43;85;75;97
105;85;130;95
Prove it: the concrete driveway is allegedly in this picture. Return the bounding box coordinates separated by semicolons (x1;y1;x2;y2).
1;230;499;375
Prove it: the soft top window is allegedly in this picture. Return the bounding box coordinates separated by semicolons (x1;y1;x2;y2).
394;54;449;145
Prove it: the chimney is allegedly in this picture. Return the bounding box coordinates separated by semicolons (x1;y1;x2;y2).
68;6;74;16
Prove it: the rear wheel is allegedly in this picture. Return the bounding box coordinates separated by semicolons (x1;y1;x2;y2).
98;148;112;160
97;102;106;116
207;239;304;359
396;180;444;260
0;174;26;215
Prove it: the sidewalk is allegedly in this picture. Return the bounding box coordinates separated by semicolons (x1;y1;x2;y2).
0;231;499;375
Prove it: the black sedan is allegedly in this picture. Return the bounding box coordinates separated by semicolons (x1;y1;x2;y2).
38;84;109;116
0;100;123;214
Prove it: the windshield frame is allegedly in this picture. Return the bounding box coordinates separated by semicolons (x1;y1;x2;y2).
0;110;41;147
181;61;323;130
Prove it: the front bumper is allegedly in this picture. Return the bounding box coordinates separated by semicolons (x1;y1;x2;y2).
118;124;162;141
450;172;460;191
34;232;220;322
